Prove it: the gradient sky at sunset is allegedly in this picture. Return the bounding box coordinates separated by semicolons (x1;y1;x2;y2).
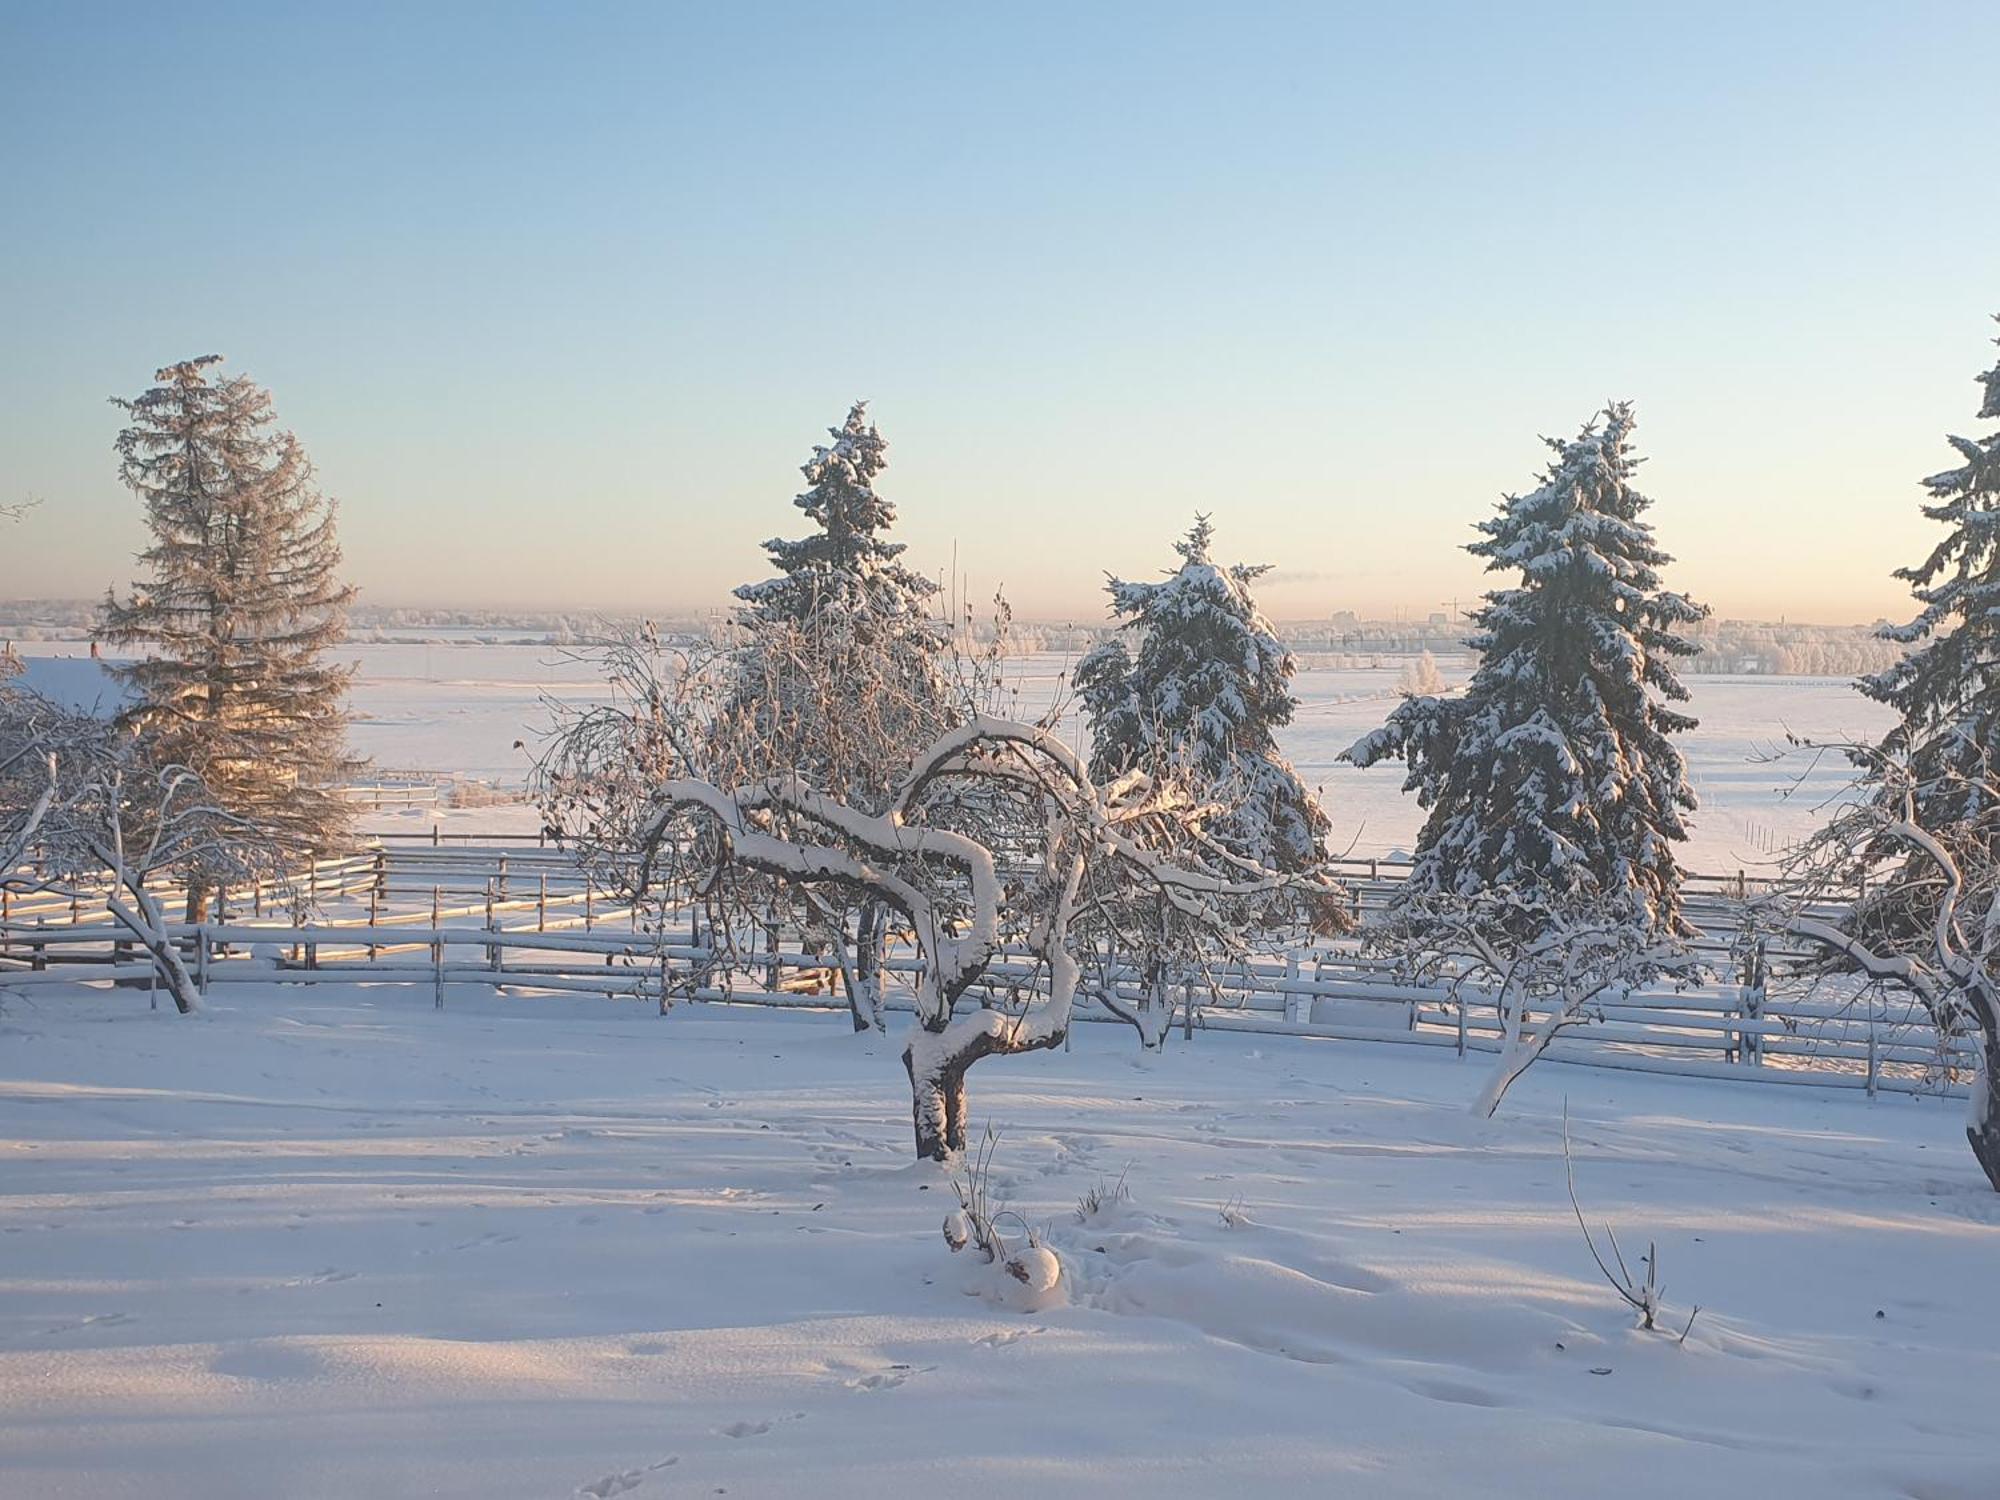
3;1;1995;623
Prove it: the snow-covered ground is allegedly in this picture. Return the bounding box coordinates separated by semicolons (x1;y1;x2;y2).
1;985;1994;1500
9;641;1894;867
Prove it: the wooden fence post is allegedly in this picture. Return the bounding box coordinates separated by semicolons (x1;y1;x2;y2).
765;904;780;990
497;856;509;902
485;880;499;972
537;874;547;932
431;885;444;1007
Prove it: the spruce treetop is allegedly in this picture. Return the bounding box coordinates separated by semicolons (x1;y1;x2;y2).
1859;316;2000;826
734;402;942;634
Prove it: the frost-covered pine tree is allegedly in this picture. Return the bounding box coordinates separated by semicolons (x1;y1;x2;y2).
734;403;945;648
1076;515;1328;873
1858;317;2000;831
722;402;957;1028
99;356;358;918
1346;403;1708;933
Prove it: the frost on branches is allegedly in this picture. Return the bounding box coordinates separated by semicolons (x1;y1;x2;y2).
1857;316;2000;842
629;716;1337;1160
1775;748;2000;1191
1077;516;1329;875
1;682;283;1013
1346;404;1708;937
98;357;358;920
1376;889;1692;1117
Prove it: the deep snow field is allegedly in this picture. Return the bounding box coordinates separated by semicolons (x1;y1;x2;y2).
11;638;1987;1498
2;985;1997;1500
8;640;1897;869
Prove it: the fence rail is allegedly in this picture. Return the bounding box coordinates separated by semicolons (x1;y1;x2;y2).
1;837;1964;1101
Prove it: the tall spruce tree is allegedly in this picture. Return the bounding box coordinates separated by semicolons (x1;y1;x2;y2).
100;356;357;918
1858;317;2000;828
723;402;956;1029
1346;403;1707;933
1076;515;1328;873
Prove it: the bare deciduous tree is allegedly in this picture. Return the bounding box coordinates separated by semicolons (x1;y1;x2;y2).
1771;747;2000;1189
623;714;1331;1159
1376;889;1694;1117
2;686;282;1013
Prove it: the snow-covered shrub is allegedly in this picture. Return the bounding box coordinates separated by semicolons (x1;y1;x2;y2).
942;1124;1065;1311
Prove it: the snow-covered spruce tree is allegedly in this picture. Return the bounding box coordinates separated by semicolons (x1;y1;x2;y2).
721;402;957;1029
1858;316;2000;838
1077;517;1338;1038
99;357;358;920
1077;516;1329;873
1346;403;1708;936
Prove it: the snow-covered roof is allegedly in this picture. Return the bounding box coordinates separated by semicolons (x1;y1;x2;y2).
10;656;135;717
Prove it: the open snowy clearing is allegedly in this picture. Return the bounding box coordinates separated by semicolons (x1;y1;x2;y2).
9;641;1896;869
1;986;1995;1499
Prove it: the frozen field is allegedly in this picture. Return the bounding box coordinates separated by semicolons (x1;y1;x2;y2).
10;641;1897;868
0;988;1995;1500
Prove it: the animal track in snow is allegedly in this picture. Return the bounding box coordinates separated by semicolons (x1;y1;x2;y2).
973;1325;1045;1349
576;1457;676;1496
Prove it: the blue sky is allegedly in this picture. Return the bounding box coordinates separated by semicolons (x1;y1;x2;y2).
2;1;1995;623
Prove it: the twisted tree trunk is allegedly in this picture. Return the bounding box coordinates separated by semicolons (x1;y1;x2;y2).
1969;1034;2000;1193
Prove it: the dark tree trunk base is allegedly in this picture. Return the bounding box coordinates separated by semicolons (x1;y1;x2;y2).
1969;1042;2000;1193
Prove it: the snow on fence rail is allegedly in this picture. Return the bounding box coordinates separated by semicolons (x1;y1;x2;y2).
2;839;1961;1099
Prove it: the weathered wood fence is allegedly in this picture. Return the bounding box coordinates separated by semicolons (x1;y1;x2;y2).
1;838;1971;1101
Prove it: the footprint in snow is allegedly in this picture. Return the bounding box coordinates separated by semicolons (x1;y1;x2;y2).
576;1457;677;1497
844;1364;931;1392
973;1326;1045;1349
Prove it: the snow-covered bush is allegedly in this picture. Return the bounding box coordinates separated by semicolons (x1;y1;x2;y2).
941;1123;1065;1310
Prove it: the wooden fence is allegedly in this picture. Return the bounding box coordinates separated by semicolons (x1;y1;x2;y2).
0;838;1970;1101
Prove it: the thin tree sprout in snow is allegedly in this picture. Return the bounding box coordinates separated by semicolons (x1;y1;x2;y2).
99;356;359;923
